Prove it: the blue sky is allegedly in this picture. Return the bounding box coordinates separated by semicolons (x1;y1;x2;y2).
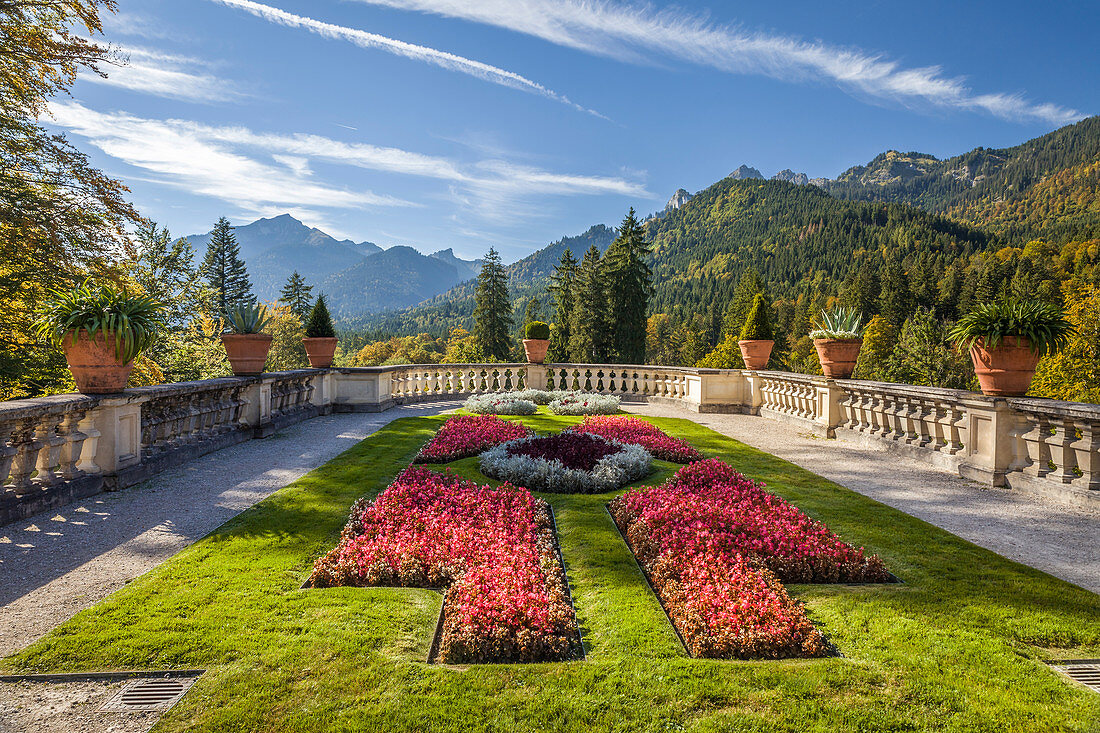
50;0;1098;261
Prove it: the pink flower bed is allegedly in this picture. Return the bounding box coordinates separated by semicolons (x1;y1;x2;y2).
413;414;532;463
569;416;703;463
610;459;892;659
309;467;580;664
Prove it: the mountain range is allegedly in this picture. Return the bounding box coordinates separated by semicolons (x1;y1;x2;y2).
355;114;1099;334
184;214;480;317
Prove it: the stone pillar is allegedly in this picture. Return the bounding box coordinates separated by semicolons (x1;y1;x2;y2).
959;396;1017;486
90;396;143;475
815;379;846;437
526;365;549;391
331;369;391;412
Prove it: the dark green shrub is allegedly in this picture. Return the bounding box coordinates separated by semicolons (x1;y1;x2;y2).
305;295;336;338
739;293;774;341
525;321;550;340
948;299;1075;357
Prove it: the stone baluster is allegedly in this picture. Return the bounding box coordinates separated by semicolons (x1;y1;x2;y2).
29;412;62;487
1046;418;1079;484
57;409;88;480
1021;414;1051;478
1;419;19;488
1072;420;1100;490
8;417;42;495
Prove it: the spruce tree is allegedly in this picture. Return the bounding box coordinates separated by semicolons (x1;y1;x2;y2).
200;217;253;317
570;245;610;362
279;271;314;320
472;248;513;361
722;269;766;338
878;255;913;327
604;208;653;363
305;294;336;338
547;250;578;363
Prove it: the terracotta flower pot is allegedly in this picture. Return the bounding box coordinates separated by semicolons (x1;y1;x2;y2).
303;337;338;368
814;338;863;379
61;330;134;394
221;333;273;376
523;338;550;364
968;336;1040;396
737;339;774;370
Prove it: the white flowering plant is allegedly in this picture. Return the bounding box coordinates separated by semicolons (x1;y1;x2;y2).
463;394;538;415
548;393;621;415
479;432;651;494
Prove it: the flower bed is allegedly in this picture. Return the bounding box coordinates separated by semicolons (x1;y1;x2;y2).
568;416;703;463
610;459;893;659
548;393;621;415
308;467;581;664
414;414;533;463
507;389;574;405
480;433;651;493
464;394;538;415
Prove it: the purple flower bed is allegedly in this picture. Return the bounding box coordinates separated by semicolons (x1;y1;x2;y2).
507;433;622;471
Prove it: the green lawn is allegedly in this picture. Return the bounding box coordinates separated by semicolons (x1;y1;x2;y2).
5;408;1099;732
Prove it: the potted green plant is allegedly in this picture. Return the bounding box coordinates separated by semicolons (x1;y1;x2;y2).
738;293;774;370
222;303;273;376
811;307;865;379
303;294;338;368
523;321;551;364
35;282;164;394
948;299;1075;396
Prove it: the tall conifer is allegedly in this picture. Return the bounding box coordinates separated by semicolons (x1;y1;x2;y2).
279;271;314;320
200;217;253;317
570;245;610;362
472;247;513;361
547;250;578;362
605;208;653;363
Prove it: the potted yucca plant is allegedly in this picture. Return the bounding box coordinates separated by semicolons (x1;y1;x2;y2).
36;282;164;394
738;293;774;370
811;307;865;379
523;321;551;364
221;303;273;375
948;299;1075;396
302;294;338;368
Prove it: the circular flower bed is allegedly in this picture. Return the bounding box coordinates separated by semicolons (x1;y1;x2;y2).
464;393;537;415
548;392;621;415
414;414;533;463
480;432;651;493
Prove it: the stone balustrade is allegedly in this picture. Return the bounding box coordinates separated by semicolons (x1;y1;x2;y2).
3;362;1098;524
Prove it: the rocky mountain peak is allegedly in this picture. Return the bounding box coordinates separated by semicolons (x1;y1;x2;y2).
665;188;693;212
728;165;765;180
772;169;810;186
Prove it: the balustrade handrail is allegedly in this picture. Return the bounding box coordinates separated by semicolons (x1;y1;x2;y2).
1008;397;1100;421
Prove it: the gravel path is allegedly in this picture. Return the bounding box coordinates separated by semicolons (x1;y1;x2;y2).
625;404;1100;594
0;402;459;661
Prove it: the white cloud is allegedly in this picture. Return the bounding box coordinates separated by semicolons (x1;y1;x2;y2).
347;0;1085;124
206;0;605;118
47;102;414;219
83;45;241;103
45;102;647;223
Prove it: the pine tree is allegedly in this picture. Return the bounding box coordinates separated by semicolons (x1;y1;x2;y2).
570;245;610;362
878;255;913;327
200;217;253;317
472;248;513;361
305;294;336;338
604;208;653;363
547;250;578;363
279;271;314;320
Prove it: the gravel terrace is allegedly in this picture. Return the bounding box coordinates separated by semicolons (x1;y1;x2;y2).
625;403;1100;594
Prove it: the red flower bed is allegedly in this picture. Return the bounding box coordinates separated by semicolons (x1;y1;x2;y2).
610;459;892;659
309;467;580;664
569;416;703;463
507;432;622;471
413;414;532;463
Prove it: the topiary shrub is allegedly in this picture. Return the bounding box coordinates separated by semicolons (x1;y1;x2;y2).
525;321;550;340
739;293;774;341
305;294;336;338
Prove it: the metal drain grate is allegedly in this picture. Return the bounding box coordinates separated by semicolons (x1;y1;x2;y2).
99;676;196;712
1049;660;1100;694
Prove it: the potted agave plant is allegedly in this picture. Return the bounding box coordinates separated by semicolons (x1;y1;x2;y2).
948;299;1075;396
302;294;338;368
738;293;774;370
221;303;273;376
35;282;164;394
811;307;865;379
523;321;551;364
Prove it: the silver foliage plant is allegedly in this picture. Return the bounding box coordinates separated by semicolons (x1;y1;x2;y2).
548;393;622;415
463;394;538;415
479;436;651;494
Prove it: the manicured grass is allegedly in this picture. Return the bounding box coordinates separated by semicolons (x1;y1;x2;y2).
4;408;1099;732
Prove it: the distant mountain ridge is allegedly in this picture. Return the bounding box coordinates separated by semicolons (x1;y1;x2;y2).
185;214;479;317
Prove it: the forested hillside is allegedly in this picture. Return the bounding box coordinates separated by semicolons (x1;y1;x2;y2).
826;115;1100;243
